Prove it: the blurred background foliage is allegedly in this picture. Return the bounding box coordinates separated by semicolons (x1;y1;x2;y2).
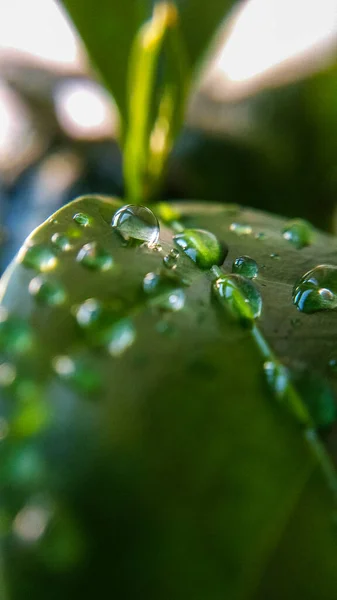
1;0;337;271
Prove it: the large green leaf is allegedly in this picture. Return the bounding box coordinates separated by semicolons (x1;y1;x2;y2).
0;196;337;598
61;1;235;120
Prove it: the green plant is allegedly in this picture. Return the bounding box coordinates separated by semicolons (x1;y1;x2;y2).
1;2;337;599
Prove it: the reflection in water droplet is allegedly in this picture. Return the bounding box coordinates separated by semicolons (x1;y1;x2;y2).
29;276;67;306
163;248;179;270
173;229;227;270
232;255;258;278
53;355;101;394
293;265;337;313
106;319;136;357
19;245;58;272
282;219;314;249
51;233;72;252
73;213;91;227
212;273;262;324
77;243;114;271
112;204;160;247
143;272;185;312
230;223;252;236
74;298;102;328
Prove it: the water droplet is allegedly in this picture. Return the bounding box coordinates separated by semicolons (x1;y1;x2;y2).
51;233;72;252
173;229;227;270
293;265;337;313
282;218;314;249
143;272;185;312
0;317;34;354
163;248;179;270
19;244;57;272
73;213;91;227
74;298;102;328
232;255;258;279
0;362;16;387
112;204;159;247
77;243;114;271
263;361;310;425
29;276;67;306
53;355;101;394
230;223;252;236
105;319;136;357
270;253;280;260
212;273;262;324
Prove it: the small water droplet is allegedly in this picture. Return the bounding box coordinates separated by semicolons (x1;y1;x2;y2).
270;253;280;260
112;204;159;247
53;355;101;394
51;233;72;252
263;360;309;425
232;255;258;279
230;223;252;236
143;272;185;312
77;243;114;271
106;319;136;357
73;213;91;227
163;248;179;270
293;265;337;313
282;219;314;249
19;244;58;272
212;274;262;324
29;276;67;306
173;229;227;270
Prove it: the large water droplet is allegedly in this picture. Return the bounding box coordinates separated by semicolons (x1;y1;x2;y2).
163;248;179;270
29;276;67;306
232;255;258;279
212;273;262;324
51;233;72;252
53;355;101;394
143;272;185;312
19;244;57;272
173;229;227;270
293;265;337;313
77;243;114;271
73;212;91;227
282;219;314;249
112;204;159;247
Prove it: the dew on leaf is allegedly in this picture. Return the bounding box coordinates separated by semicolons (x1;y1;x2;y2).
112;204;160;247
232;255;258;279
163;248;179;270
212;273;262;324
263;360;310;425
77;243;114;272
173;228;227;270
73;213;91;227
143;272;185;312
19;244;58;272
29;276;67;306
293;265;337;313
282;218;314;249
74;298;102;328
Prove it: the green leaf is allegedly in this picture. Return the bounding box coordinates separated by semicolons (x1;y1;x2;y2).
1;197;337;598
